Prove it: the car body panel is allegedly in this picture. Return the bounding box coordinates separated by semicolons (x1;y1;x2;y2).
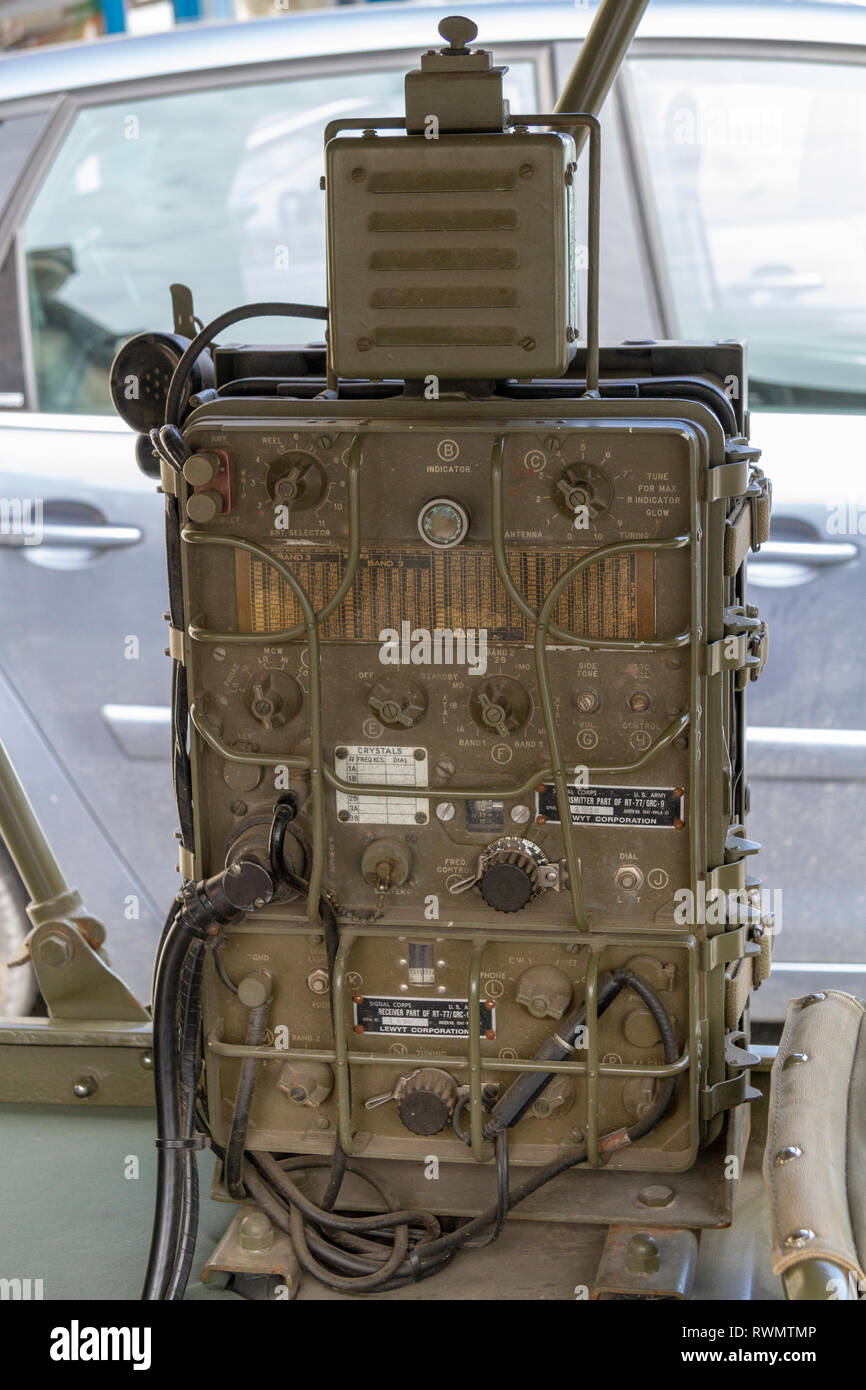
0;2;864;1018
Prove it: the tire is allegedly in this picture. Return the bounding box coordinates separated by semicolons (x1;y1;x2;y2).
0;846;37;1017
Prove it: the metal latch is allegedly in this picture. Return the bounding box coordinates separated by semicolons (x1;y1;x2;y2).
705;605;768;686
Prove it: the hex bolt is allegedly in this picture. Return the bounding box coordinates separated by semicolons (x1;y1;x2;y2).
306;969;330;996
39;932;74;968
637;1183;675;1209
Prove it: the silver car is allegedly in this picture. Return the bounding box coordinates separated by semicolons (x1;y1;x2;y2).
0;0;864;1017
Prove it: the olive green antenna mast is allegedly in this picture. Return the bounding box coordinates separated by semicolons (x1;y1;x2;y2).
555;0;650;151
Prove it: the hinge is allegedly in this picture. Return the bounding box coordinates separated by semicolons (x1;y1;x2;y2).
167;626;185;662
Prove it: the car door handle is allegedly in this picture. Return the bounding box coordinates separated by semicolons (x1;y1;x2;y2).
0;521;143;550
749;540;859;568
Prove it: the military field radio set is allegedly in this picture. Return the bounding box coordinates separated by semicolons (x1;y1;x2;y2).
109;13;772;1298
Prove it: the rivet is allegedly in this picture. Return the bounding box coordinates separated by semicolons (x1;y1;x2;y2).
784;1229;815;1249
774;1145;803;1165
801;992;826;1006
783;1051;809;1069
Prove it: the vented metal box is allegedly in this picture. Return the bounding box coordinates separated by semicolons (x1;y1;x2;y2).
325;131;577;380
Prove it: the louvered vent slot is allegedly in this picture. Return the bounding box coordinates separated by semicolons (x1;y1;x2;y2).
365;166;520;350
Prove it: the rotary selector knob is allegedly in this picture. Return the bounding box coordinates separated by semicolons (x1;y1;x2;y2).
246;670;302;730
397;1069;458;1136
368;677;428;729
478;837;547;914
554;462;613;520
469;677;531;737
266;451;326;510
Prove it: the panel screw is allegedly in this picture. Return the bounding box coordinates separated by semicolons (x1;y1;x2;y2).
414;811;427;824
338;810;351;822
510;804;530;825
351;167;366;182
518;162;534;179
519;336;536;352
436;802;456;822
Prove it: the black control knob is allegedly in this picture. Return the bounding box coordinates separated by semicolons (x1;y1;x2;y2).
397;1069;458;1136
478;837;546;914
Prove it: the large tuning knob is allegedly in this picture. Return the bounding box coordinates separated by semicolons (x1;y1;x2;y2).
478;837;548;914
397;1069;458;1136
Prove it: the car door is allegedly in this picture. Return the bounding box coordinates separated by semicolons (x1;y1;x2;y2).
0;42;544;1004
621;41;866;1020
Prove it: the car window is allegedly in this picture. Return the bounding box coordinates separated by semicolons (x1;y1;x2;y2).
21;60;538;415
628;57;866;412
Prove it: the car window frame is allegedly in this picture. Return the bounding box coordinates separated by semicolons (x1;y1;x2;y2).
619;32;866;391
0;38;554;424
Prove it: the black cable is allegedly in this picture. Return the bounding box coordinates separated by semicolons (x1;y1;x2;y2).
141;911;192;1300
164;302;328;428
165;939;204;1301
224;996;272;1201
